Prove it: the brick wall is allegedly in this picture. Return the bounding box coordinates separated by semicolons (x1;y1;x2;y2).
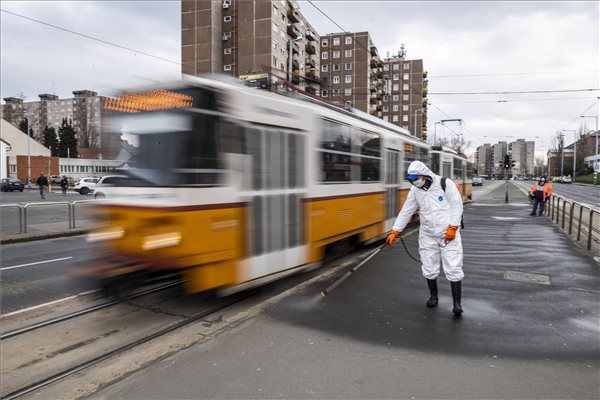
16;155;59;183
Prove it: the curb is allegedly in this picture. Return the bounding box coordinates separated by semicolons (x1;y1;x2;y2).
1;229;89;245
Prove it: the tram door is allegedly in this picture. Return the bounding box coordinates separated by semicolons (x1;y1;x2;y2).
385;149;400;221
244;127;306;278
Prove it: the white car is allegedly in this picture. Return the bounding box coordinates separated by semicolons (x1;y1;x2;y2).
74;177;99;195
93;175;127;199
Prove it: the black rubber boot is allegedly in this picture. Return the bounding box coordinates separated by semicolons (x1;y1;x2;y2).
426;279;438;308
451;281;463;316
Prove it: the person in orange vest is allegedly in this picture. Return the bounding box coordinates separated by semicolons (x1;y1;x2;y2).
529;176;552;216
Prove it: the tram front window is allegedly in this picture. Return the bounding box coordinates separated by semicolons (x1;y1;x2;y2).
117;111;222;186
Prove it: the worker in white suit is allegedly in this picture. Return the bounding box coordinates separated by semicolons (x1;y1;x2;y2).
386;160;464;316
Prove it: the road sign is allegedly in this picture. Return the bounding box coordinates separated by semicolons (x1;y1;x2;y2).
594;162;600;173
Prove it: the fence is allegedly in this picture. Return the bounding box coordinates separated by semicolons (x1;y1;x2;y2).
1;200;98;234
546;194;600;251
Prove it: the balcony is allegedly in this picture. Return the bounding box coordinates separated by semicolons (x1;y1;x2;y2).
292;59;300;70
370;97;377;105
370;46;378;57
305;58;316;68
370;59;378;69
305;86;317;95
287;24;300;38
422;87;428;95
376;71;383;79
287;8;300;23
292;43;300;55
305;43;316;55
305;30;316;41
305;70;320;82
423;70;428;78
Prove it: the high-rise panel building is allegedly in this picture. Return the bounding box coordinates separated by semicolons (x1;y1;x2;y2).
509;139;535;177
475;143;492;176
182;0;320;94
492;141;508;176
382;48;428;140
1;91;118;159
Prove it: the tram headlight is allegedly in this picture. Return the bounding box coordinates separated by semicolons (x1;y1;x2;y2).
142;232;182;251
86;227;125;242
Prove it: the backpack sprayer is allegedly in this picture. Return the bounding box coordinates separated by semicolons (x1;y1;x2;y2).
320;236;420;297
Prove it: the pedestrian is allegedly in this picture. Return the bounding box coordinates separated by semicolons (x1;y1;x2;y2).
529;176;552;216
60;176;69;195
386;160;464;317
36;172;49;199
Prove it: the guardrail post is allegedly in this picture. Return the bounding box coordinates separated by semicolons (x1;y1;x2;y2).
588;210;594;250
23;204;29;233
568;203;575;234
68;203;74;229
550;196;555;219
555;198;560;224
562;201;567;229
577;206;584;241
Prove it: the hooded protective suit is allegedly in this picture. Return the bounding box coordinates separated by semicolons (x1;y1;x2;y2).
392;161;464;282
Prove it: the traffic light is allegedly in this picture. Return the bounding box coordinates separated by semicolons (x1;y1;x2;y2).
504;154;510;169
511;159;516;168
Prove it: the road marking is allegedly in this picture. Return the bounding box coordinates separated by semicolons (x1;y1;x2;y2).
0;289;100;318
1;256;74;271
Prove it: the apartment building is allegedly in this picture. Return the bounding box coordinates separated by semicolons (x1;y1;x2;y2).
319;31;384;117
382;49;428;139
1;90;119;159
182;0;320;94
492;141;508;176
508;139;535;177
475;143;493;176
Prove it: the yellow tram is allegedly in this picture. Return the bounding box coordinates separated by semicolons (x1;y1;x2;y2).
86;75;467;295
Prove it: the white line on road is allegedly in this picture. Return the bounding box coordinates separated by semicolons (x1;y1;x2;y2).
1;257;74;271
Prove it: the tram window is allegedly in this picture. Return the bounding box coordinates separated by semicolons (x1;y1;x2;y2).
442;161;452;178
361;158;380;181
321;152;352;182
266;130;285;190
430;153;440;175
321;119;351;153
219;121;246;154
251;196;263;255
453;159;463;181
246;128;263;190
288;134;297;188
296;135;305;187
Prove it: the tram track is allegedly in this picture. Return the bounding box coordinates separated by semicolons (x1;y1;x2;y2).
0;244;384;400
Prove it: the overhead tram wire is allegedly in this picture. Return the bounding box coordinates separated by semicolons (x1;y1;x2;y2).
429;69;599;78
1;9;181;66
429;88;599;95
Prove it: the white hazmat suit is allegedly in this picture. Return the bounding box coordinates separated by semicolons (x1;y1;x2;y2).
392;161;464;282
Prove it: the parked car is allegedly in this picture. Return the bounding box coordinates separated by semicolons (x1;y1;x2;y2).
562;176;572;184
0;178;25;192
50;175;62;184
472;177;484;186
93;175;127;199
74;177;99;195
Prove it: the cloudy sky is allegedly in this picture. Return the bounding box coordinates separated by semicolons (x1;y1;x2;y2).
1;1;598;158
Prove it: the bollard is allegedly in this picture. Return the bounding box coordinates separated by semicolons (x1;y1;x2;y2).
562;201;567;229
588;210;594;250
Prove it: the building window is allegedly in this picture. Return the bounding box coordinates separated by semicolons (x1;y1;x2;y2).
403;105;409;111
224;48;232;54
393;84;399;91
403;95;409;101
321;52;328;60
322;39;328;47
383;95;388;101
344;63;352;70
333;64;340;71
344;88;352;96
9;164;16;173
393;115;399;122
333;51;340;58
322;90;328;97
333;37;340;46
273;4;277;14
383;65;389;71
333;76;340;84
403;63;410;70
383;106;389;112
344;50;352;57
392;95;399;102
403;115;409;122
273;23;279;33
383;116;389;122
403;73;409;80
393;105;399;112
322;64;328;72
224;16;232;22
272;40;278;49
332;89;339;96
345;75;352;83
345;37;352;45
403;84;409;90
224;64;232;71
393;74;399;80
403;125;409;130
273;56;278;67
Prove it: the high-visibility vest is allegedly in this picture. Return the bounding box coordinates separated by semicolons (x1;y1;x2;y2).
530;182;552;201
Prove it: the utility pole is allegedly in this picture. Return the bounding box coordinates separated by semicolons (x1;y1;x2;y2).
559;132;565;178
287;36;303;86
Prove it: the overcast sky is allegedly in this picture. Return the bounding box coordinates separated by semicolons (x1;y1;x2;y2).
1;1;598;158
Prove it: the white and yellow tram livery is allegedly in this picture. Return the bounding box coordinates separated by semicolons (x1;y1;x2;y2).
87;75;433;294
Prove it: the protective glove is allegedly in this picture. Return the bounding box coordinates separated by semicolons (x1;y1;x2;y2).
386;230;400;246
444;225;459;243
527;193;533;202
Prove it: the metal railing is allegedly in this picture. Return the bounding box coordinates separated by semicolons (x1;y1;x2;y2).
1;200;99;234
546;194;599;250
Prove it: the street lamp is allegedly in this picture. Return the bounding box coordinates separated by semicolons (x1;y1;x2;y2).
559;132;565;178
287;35;303;85
580;115;599;184
562;129;576;182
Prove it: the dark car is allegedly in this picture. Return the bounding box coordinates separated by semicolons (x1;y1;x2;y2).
1;178;25;192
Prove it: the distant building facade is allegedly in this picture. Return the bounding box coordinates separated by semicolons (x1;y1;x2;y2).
0;91;120;160
475;143;492;176
508;139;535;177
492;141;508;176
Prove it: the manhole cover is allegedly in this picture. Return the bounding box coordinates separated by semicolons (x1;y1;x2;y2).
504;270;551;285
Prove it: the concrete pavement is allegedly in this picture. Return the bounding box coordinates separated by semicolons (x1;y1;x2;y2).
89;182;600;400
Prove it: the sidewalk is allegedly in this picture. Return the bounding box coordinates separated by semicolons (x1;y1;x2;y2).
90;182;600;399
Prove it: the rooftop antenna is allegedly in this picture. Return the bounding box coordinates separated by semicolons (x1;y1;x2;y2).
399;44;406;59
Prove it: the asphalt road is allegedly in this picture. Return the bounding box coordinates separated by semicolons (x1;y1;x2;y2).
0;236;98;314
